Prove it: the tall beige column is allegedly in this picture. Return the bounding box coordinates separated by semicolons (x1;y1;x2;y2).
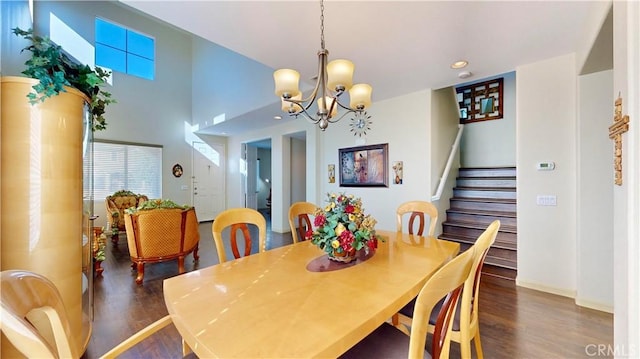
1;76;90;357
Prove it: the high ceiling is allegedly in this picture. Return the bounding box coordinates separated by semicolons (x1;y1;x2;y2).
118;1;610;136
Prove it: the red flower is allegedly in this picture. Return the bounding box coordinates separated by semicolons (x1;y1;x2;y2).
305;229;314;240
344;204;355;213
367;238;378;251
339;230;355;251
314;214;326;227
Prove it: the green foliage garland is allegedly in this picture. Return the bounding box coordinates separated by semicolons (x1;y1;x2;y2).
12;27;115;131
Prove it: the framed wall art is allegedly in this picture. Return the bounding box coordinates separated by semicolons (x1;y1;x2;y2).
456;77;503;123
339;143;388;187
392;161;403;185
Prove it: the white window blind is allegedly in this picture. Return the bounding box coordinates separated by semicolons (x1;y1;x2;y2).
94;142;162;200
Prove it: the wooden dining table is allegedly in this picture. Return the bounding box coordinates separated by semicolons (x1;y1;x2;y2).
163;230;460;358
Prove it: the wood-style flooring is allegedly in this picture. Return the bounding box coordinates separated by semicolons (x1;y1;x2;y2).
83;218;613;358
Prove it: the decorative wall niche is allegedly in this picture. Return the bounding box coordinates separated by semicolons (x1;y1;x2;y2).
456;77;504;123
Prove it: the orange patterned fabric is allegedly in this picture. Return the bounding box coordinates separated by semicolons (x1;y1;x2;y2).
105;193;148;231
125;208;200;259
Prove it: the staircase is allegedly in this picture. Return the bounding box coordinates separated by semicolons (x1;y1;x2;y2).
439;167;517;280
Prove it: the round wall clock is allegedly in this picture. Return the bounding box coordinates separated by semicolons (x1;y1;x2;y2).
350;112;372;137
172;163;183;178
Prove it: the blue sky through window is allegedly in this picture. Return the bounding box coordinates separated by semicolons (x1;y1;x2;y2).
95;18;154;80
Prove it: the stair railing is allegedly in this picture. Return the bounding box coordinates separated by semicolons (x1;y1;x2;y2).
432;124;464;202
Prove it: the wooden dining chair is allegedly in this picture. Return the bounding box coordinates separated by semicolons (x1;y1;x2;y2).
340;244;477;359
391;200;439;326
396;200;439;237
211;207;267;263
288;201;319;243
0;270;195;359
395;220;501;359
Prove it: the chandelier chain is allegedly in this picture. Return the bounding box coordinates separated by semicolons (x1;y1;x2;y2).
320;0;325;50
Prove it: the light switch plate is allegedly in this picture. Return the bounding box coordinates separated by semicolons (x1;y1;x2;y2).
536;161;555;171
536;195;557;206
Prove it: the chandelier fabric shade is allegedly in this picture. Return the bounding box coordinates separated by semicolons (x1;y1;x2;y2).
273;0;372;131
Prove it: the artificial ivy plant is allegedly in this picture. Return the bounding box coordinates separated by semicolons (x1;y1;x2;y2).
12;27;115;131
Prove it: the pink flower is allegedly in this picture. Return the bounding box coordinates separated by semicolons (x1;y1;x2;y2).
314;214;326;227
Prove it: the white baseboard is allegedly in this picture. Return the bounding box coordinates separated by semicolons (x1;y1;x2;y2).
515;278;576;298
575;298;614;313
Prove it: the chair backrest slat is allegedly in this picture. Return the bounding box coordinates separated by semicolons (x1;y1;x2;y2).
396;201;438;237
212;208;267;263
288;202;320;243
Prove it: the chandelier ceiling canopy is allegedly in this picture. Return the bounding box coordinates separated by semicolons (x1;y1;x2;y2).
273;0;372;131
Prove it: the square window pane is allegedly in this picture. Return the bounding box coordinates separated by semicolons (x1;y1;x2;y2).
127;54;154;80
127;30;154;60
96;44;126;73
96;18;126;49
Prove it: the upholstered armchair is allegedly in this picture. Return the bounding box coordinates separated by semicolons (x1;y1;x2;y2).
105;190;148;245
124;200;200;285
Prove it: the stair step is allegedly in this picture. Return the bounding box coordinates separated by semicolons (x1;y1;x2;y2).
453;187;517;200
445;209;517;227
458;241;517;262
450;198;517;212
482;264;517;281
456;177;516;188
444;167;518;282
458;167;516;178
439;233;516;251
442;221;517;243
485;254;517;269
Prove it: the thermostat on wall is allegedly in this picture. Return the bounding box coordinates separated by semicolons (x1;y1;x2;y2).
536;161;555;171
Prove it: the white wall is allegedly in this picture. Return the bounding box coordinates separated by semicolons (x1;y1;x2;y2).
317;90;432;232
612;0;640;353
516;54;577;296
430;87;463;235
190;36;275;130
460;72;517;167
290;137;306;204
576;70;613;312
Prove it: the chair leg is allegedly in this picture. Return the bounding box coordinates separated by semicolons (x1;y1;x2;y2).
182;339;191;356
391;313;399;326
178;256;185;274
474;332;484;359
135;262;145;285
193;244;200;261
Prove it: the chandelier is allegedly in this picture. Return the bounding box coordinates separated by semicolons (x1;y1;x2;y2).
273;0;372;131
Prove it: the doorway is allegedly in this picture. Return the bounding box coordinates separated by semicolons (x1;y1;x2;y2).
242;139;272;212
192;141;225;221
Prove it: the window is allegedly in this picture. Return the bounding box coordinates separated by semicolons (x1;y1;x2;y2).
94;141;162;200
95;18;155;80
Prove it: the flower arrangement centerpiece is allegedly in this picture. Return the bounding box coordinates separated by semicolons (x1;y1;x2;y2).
306;192;383;263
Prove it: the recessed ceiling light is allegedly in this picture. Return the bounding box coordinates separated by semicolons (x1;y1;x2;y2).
274;115;282;120
458;71;472;79
451;60;468;69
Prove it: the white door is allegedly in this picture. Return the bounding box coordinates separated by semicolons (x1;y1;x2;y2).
192;141;225;221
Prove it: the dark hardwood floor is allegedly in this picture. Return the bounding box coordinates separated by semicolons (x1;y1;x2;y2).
83;215;613;358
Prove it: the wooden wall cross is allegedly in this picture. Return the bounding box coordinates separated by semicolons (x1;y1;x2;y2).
609;96;630;185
